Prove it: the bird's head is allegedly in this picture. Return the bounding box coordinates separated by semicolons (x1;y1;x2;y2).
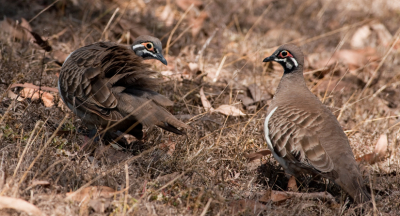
263;44;304;73
131;35;167;65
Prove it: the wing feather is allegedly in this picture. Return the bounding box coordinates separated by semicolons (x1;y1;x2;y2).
267;106;334;173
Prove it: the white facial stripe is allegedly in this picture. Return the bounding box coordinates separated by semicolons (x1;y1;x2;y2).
274;57;298;69
290;57;298;67
132;44;145;50
274;58;287;62
142;49;157;58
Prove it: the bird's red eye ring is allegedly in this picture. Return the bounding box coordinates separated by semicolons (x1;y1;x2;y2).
278;50;293;58
142;42;154;51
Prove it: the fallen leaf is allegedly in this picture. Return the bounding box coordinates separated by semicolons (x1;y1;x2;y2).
287;176;298;192
175;0;203;11
66;186;117;202
271;190;291;202
375;134;388;160
30;180;50;187
237;94;254;107
41;92;54;107
214;105;246;116
158;4;174;27
200;87;214;111
9;83;58;93
20;88;40;101
351;22;392;49
6;90;24;101
0;18;32;41
357;134;388;164
246;149;272;162
0;196;43;216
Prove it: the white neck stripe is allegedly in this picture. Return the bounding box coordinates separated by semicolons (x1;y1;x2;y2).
290;57;298;67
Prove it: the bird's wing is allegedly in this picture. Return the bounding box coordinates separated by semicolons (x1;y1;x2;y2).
116;88;190;135
59;42;153;121
265;106;334;173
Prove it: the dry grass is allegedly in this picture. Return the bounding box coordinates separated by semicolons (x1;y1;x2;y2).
0;0;400;215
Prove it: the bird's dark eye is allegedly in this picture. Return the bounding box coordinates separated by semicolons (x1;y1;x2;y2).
281;51;288;57
146;43;153;49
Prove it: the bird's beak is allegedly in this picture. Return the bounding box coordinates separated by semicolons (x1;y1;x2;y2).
263;55;275;63
156;54;168;65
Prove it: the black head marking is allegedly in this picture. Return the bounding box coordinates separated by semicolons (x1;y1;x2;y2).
131;35;167;65
263;44;304;73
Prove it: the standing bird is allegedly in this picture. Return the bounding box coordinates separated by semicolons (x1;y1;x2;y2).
263;44;370;203
59;35;189;139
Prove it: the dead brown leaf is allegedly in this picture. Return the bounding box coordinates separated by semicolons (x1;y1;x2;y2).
214;105;246;116
66;186;117;202
351;22;392;48
41;92;55;107
158;5;175;27
246;149;272;162
200;87;214;111
0;18;32;41
357;134;388;164
271;190;291;202
175;0;203;11
287;176;298;192
0;196;44;216
9;83;58;93
30;180;50;187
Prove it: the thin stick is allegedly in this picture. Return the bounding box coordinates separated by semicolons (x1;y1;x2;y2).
67;145;158;199
369;173;377;216
101;7;120;41
243;4;272;41
165;4;194;57
200;198;212;216
195;28;218;62
123;163;129;216
259;19;372;54
12;121;42;177
28;0;61;23
18;114;69;185
213;56;227;83
155;172;186;193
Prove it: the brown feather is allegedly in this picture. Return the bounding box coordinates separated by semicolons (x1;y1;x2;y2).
264;43;370;203
59;39;189;139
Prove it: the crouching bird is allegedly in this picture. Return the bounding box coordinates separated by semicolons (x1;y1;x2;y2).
58;35;190;139
263;44;370;203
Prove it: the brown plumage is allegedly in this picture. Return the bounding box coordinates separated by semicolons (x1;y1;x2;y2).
58;35;189;139
263;44;370;203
